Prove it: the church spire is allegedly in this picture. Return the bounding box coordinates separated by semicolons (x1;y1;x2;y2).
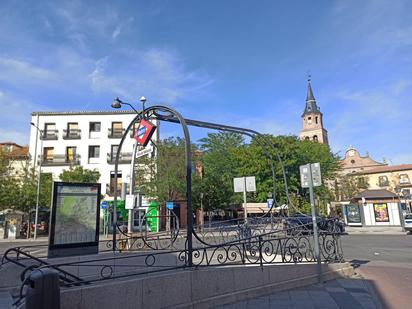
302;77;320;116
306;77;315;102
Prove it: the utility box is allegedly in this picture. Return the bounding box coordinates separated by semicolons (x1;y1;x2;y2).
25;269;60;309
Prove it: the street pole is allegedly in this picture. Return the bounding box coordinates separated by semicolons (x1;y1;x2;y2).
243;177;248;223
308;164;322;283
30;122;42;241
128;143;139;236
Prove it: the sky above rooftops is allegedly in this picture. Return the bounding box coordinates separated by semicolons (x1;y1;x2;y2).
0;0;411;164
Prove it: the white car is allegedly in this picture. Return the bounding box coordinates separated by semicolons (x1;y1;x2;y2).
404;213;412;233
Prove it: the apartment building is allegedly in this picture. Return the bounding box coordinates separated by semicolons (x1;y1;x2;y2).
29;111;157;199
0;142;30;178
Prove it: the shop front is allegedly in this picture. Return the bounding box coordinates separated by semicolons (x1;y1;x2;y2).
351;189;401;227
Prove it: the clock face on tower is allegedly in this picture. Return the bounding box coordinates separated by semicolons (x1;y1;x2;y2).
348;150;355;157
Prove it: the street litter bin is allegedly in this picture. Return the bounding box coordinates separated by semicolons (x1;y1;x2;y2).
25;268;60;309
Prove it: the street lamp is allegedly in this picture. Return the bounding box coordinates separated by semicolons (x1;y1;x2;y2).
112;97;141;114
30;122;42;240
111;97;146;240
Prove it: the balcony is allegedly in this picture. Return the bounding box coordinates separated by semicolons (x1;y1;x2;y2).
107;152;133;164
108;128;125;138
105;184;124;196
63;129;81;139
41;154;81;166
40;130;59;140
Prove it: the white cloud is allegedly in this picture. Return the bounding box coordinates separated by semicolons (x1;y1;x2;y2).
112;17;134;40
88;49;214;104
0;57;56;85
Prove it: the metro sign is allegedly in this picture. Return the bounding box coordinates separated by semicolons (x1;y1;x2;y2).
134;119;157;147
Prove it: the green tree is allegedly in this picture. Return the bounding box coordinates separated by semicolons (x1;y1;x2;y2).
134;137;199;206
198;132;244;210
0;150;53;212
59;166;101;183
234;135;340;214
335;175;369;201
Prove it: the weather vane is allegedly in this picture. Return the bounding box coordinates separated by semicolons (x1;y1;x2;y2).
306;70;311;82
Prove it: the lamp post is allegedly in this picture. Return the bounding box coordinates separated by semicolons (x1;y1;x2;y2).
111;96;147;242
30;122;43;240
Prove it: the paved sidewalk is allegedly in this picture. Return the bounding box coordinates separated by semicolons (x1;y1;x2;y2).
217;278;382;309
345;226;405;235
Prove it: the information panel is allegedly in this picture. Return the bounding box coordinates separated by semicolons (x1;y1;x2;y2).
48;182;101;258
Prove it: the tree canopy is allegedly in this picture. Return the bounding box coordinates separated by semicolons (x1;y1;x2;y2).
133;132;340;215
59;166;101;183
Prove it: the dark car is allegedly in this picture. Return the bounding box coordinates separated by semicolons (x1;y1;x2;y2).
285;214;344;235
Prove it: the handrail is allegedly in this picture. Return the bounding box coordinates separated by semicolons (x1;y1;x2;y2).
2;247;85;285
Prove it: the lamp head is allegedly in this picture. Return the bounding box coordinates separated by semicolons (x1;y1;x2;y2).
111;97;123;109
30;122;35;126
139;96;146;104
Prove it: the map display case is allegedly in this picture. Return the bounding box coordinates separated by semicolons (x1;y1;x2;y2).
48;182;101;258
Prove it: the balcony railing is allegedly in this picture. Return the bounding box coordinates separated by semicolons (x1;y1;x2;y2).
108;128;125;138
107;152;133;164
63;129;81;139
40;130;59;140
41;154;81;166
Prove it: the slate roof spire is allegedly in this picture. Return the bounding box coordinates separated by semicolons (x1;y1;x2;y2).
302;76;320;116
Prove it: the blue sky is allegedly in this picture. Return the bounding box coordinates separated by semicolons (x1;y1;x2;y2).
1;0;411;164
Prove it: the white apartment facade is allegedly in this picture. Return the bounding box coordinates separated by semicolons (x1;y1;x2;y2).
29;111;157;200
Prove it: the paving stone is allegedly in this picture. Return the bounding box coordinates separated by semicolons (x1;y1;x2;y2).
247;296;270;309
308;290;331;298
346;287;368;293
329;291;363;309
269;291;290;301
336;278;365;289
325;287;347;292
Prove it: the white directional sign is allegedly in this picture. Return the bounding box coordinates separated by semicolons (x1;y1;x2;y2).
136;146;153;158
300;163;322;188
233;176;256;192
125;194;135;210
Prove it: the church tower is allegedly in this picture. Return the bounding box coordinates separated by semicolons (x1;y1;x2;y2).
299;78;329;145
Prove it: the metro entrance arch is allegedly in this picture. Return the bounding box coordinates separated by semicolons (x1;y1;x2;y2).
111;102;291;266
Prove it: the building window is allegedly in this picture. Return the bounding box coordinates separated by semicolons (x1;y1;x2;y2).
109;172;122;195
373;203;389;222
350;160;355;164
111;145;119;160
43;147;54;161
66;146;77;161
313;135;318;142
378;176;389;187
402;189;411;197
315;116;318;124
90;122;101;132
399;174;410;184
89;146;100;158
64;122;80;139
42;123;58;139
307;117;312;124
304;136;310;141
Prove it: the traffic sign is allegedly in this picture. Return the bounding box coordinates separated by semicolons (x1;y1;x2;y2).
134;119;157;147
101;201;108;209
136;146;153;158
166;201;174;210
125;195;135;210
267;198;274;208
300;163;322;188
233;176;256;192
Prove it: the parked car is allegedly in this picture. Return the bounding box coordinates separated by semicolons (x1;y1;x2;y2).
285;214;345;235
404;213;412;234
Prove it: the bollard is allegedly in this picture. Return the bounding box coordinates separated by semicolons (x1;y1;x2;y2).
25;268;60;309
